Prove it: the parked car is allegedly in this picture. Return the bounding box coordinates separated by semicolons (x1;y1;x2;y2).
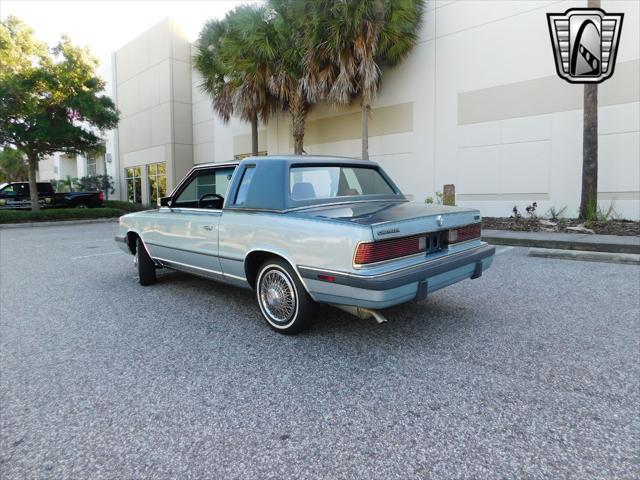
115;156;495;334
0;182;104;209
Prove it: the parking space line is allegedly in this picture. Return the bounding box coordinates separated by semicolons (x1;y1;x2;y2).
496;246;515;255
72;251;121;260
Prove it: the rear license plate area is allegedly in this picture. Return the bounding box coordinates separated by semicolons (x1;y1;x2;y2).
419;233;442;255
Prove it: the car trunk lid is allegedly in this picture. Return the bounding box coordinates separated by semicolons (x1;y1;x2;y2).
293;200;481;240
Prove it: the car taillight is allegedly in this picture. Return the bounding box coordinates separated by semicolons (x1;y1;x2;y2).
354;234;426;265
98;192;105;201
446;223;481;244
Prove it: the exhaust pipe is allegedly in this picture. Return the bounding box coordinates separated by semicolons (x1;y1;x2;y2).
332;305;388;324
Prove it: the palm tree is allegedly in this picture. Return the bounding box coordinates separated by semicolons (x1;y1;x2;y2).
194;6;276;156
265;0;312;155
308;0;425;159
579;0;600;220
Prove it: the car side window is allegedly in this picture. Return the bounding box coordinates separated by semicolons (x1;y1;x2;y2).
1;185;16;196
173;167;235;210
233;166;256;206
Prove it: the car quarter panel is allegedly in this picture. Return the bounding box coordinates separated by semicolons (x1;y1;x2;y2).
217;210;373;286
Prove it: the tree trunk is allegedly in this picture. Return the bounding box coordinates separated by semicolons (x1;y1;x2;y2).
361;101;370;160
290;93;307;155
250;113;259;156
579;83;598;220
27;152;40;212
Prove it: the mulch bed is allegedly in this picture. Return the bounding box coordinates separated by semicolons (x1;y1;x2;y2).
482;217;640;237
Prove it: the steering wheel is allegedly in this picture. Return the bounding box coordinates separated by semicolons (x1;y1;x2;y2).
198;193;224;209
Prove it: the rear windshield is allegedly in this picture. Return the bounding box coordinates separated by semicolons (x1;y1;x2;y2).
289;166;395;201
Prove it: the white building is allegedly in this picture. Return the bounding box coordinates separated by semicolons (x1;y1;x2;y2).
107;1;640;219
37;151;107;182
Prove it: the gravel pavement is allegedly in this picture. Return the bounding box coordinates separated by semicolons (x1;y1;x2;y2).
1;223;638;479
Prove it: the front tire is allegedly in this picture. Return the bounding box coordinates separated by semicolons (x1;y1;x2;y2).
136;238;157;286
256;259;314;334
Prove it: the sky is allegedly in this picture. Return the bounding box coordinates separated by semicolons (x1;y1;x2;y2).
0;1;258;90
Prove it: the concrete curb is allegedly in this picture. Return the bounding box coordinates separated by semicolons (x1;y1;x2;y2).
528;247;640;265
482;229;640;255
0;218;119;229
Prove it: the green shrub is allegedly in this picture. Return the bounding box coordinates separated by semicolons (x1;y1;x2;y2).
102;200;147;212
0;207;124;224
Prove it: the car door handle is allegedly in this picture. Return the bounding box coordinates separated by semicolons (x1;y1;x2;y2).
203;225;215;231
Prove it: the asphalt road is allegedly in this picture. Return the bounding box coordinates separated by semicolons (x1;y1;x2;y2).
1;223;638;479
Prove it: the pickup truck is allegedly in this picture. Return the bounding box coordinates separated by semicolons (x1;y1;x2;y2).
115;156;495;334
0;182;104;209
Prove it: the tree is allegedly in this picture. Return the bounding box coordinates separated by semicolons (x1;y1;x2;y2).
579;0;600;220
194;6;276;156
0;147;28;182
0;16;118;210
266;0;312;155
308;0;424;159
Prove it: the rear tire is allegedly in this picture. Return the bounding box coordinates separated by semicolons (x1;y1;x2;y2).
74;202;88;209
255;259;315;334
136;238;157;286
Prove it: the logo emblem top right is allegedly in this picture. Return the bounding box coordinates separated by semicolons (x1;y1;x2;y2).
547;8;624;84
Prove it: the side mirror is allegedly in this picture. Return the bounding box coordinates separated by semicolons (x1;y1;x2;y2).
160;196;172;207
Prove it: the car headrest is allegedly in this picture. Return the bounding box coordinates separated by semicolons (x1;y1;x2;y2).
291;182;316;200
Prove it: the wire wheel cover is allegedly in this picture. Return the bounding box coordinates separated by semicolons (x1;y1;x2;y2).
259;269;297;324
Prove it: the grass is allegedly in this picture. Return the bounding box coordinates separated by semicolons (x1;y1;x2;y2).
0;207;125;224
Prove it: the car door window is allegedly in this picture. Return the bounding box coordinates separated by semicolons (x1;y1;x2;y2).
173;167;235;210
1;185;16;197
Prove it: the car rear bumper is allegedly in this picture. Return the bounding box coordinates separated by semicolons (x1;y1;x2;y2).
298;243;495;309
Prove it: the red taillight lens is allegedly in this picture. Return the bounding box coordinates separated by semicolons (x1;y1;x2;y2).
447;223;481;244
355;234;425;265
98;191;105;201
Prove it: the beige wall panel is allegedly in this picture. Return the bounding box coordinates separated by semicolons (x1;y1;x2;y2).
458;121;500;148
500;115;551;144
170;21;192;62
456;146;501;194
173;102;194;145
458;60;639;125
194;142;215;165
599;102;640;135
370;152;424;201
116;19;171;83
598;132;640;192
300;103;413;147
173;144;194;187
233;130;267;156
500;141;551;194
119;103;172;154
194;119;215;146
117;60;171;118
172;60;193;104
121;145;167;169
149;102;173;148
192;99;215;126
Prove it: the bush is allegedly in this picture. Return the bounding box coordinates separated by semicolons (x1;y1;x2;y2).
102;200;147;212
0;207;124;224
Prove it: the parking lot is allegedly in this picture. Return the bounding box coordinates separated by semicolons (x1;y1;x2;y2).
1;222;638;479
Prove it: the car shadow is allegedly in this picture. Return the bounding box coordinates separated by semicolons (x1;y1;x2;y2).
152;268;477;351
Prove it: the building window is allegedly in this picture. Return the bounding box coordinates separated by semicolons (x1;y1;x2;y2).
234;151;267;160
86;156;97;176
125;167;142;204
148;162;167;206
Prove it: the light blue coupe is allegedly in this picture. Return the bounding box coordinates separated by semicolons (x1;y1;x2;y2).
116;156;495;334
